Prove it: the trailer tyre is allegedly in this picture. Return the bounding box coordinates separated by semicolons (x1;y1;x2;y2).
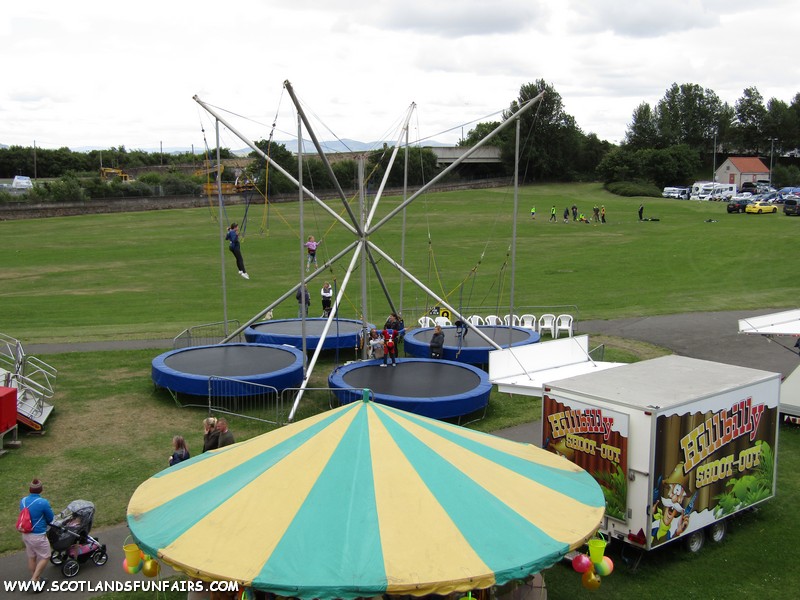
683;530;705;553
707;520;727;543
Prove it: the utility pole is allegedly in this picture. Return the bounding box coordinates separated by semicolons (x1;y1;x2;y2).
769;138;777;187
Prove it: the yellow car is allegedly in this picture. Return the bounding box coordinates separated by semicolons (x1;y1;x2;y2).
745;201;778;214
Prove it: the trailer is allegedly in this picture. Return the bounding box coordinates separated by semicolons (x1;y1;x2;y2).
541;355;780;554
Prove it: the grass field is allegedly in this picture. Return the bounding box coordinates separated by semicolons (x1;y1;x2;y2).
2;183;797;343
1;182;798;598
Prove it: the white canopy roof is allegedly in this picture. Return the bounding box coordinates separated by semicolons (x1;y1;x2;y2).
489;334;625;397
738;309;800;336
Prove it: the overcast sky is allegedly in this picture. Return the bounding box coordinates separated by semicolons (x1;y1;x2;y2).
3;0;799;152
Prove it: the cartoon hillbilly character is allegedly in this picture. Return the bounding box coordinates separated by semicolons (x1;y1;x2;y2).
651;462;695;545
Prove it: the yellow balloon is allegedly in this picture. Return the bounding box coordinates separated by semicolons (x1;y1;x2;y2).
582;570;601;590
142;559;161;578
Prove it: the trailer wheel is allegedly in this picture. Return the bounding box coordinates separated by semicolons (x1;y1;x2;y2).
707;520;727;543
683;530;705;553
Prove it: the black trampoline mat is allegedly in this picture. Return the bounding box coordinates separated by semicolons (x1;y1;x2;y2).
252;320;363;335
164;346;296;376
341;362;480;396
413;325;529;347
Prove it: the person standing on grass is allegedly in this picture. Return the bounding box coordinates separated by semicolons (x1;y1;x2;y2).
216;418;235;447
320;281;333;317
19;479;54;588
225;223;249;279
638;203;644;221
601;205;606;223
202;417;219;452
549;205;557;222
296;284;311;318
563;206;570;223
168;435;190;466
530;206;536;220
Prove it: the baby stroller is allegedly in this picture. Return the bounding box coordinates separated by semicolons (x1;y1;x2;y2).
47;500;108;578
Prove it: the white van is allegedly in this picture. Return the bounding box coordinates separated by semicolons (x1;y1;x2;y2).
662;186;690;199
11;175;33;189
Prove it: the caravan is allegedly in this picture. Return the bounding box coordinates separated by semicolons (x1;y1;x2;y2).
690;181;736;201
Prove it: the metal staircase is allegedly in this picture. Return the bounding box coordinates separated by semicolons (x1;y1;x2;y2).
1;333;57;431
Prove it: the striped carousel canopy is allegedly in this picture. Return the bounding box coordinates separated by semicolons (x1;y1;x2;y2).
127;399;604;599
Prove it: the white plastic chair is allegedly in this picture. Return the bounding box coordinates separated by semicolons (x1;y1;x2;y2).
503;314;520;326
538;313;556;338
485;315;503;326
418;316;435;327
467;315;485;326
520;313;537;331
555;314;574;338
434;316;452;327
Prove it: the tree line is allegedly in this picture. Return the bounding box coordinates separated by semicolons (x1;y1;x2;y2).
5;79;800;201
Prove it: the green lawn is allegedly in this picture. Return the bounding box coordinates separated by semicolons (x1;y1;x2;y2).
1;183;798;598
3;183;796;343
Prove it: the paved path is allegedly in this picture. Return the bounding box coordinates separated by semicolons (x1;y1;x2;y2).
3;309;797;598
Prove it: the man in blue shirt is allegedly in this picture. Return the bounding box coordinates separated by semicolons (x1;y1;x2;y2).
20;478;55;586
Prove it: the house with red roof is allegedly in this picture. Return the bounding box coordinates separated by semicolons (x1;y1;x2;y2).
714;156;769;188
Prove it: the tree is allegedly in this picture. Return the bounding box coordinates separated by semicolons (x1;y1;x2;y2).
625;103;659;149
248;141;296;195
501;80;585;182
367;146;439;188
654;83;722;151
459;121;502;146
734;87;767;154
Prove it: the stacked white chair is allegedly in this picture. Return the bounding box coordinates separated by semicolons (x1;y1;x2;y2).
485;315;503;326
538;313;556;338
434;316;452;327
555;314;574;338
418;316;435;327
467;315;485;326
520;314;537;331
503;314;521;326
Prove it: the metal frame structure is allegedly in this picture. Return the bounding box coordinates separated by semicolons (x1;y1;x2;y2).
193;83;545;421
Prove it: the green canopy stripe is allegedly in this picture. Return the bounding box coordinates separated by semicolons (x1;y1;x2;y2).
253;403;387;598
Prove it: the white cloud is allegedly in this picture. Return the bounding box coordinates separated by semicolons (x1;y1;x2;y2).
2;0;799;151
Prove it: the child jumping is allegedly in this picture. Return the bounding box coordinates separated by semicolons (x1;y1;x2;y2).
304;235;322;272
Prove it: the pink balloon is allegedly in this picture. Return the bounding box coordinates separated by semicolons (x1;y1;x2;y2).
572;553;592;573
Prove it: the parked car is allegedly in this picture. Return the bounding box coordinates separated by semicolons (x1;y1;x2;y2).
784;198;800;216
761;191;779;204
745;201;778;214
727;198;750;213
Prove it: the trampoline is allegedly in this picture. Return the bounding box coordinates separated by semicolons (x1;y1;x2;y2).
403;325;539;364
328;358;492;419
244;318;374;351
152;343;305;396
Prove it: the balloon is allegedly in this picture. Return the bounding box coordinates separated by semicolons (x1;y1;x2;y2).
595;556;614;577
122;558;142;574
572;553;593;573
142;559;161;578
582;570;601;590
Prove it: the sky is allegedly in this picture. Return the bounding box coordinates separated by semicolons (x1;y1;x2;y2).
2;0;800;153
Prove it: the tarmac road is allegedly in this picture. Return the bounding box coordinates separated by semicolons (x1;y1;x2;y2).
3;309;797;598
